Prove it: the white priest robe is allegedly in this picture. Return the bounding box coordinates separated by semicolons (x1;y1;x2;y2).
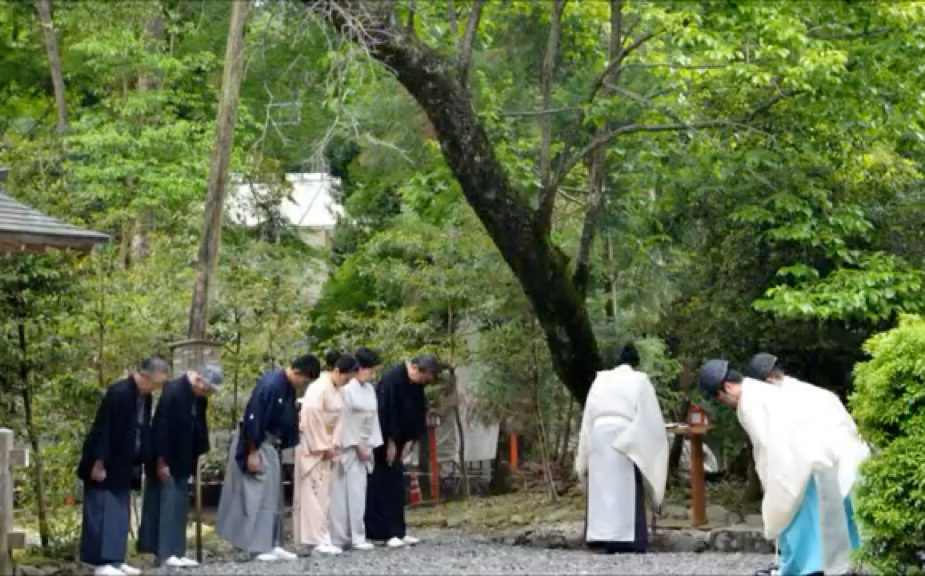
330;379;383;549
779;376;870;497
575;364;668;551
737;378;858;575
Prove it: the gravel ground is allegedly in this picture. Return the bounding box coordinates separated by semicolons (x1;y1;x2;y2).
184;531;775;575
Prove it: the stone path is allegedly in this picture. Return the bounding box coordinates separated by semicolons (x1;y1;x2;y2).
182;531;774;576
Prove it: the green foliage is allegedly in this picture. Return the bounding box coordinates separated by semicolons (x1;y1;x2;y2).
6;0;925;552
851;315;925;573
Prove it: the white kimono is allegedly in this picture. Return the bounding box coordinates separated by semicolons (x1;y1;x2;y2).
779;376;870;496
737;378;857;574
575;364;668;548
330;379;383;549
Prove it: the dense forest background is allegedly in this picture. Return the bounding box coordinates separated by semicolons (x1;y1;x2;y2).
3;0;925;569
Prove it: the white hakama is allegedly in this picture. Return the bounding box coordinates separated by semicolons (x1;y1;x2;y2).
330;379;383;549
575;364;668;554
737;379;860;575
585;417;647;549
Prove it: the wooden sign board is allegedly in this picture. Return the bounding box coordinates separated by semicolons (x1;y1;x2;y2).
7;530;24;550
9;448;27;469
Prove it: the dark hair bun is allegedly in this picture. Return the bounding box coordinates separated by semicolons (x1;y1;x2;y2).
324;348;342;370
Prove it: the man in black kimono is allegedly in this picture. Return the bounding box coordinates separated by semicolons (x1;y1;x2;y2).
364;353;439;548
138;364;222;568
77;358;170;576
216;354;321;562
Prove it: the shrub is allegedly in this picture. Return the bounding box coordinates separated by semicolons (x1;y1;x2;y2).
851;314;925;574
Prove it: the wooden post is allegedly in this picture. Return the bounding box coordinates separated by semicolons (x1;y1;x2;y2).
0;429;29;576
690;431;707;527
509;434;518;471
428;428;439;507
170;340;223;564
0;429;12;576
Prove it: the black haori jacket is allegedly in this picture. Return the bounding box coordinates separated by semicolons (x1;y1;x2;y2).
376;363;428;447
146;374;210;481
77;376;153;491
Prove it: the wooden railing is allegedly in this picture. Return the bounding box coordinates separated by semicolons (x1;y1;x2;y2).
0;429;29;576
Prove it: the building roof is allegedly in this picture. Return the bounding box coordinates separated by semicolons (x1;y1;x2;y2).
0;171;109;254
227;173;343;230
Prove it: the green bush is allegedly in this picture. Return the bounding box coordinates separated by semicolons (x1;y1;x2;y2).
851;314;925;574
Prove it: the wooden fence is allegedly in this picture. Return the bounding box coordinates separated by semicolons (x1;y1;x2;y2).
0;429;28;576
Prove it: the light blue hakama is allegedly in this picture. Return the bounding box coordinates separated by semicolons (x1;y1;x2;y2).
778;467;860;576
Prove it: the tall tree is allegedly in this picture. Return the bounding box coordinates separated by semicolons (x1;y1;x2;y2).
188;0;250;339
306;0;793;401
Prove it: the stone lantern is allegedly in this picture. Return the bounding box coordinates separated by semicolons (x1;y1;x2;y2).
169;338;223;374
167;338;222;563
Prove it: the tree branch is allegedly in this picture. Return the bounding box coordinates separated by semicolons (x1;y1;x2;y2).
499;106;581;118
573;0;622;297
546;29;660;198
559;90;798;182
535;0;568;234
306;0;603;402
610;85;684;124
620;61;729;70
457;0;483;88
407;0;416;31
447;0;458;36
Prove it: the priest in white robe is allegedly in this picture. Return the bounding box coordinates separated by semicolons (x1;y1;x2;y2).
699;359;859;576
746;353;870;500
330;347;384;551
575;343;669;554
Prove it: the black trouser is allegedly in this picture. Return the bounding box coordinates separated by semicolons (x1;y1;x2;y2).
364;441;409;541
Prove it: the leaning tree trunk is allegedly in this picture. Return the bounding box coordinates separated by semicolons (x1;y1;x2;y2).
310;0;602;403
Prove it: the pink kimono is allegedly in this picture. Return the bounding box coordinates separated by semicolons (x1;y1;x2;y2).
292;372;343;547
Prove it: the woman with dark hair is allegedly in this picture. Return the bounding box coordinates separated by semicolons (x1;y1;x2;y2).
331;347;384;551
293;352;359;555
324;348;342;371
574;342;667;554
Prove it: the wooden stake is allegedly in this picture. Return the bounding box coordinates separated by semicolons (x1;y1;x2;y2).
428;428;439;507
690;431;707;526
194;460;203;563
509;434;518;471
0;429;13;576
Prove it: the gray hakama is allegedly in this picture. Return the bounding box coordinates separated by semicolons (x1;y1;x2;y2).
215;432;282;554
330;457;370;548
137;475;190;562
80;485;131;566
584;418;648;553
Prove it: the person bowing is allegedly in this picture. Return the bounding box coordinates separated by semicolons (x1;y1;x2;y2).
216;354;320;562
138;364;222;568
78;358;170;576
